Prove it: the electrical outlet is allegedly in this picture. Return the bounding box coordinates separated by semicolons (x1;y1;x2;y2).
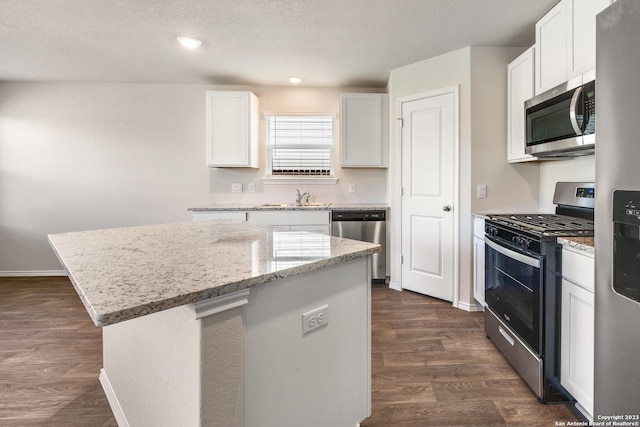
231;183;243;193
302;304;329;335
247;182;255;193
349;184;356;193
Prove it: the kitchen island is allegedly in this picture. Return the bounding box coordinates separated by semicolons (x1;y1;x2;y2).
48;221;379;427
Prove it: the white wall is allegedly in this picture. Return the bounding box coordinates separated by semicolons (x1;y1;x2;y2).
387;46;541;309
538;156;596;212
0;82;386;273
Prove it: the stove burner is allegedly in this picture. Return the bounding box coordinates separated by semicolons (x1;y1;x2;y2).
487;214;594;237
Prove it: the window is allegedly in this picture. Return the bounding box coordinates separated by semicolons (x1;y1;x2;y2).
266;114;334;176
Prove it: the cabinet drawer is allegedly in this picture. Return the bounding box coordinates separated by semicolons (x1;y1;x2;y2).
247;210;330;226
562;247;594;292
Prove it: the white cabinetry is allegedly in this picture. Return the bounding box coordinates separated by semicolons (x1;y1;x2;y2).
535;0;613;95
561;246;594;420
535;1;568;94
192;210;331;235
192;210;247;223
507;47;536;163
247;210;331;235
473;216;485;307
205;91;259;168
340;93;388;168
566;0;613;79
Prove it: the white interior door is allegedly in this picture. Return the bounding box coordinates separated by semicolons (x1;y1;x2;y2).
400;90;457;302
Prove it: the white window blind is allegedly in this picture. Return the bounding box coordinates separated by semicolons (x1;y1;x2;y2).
267;114;333;176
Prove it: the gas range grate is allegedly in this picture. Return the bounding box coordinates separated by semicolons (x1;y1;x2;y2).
487;214;594;237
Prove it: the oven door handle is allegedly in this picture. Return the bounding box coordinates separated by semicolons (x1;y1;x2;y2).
485;237;541;268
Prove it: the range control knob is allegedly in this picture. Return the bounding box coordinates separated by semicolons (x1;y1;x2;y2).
512;236;531;249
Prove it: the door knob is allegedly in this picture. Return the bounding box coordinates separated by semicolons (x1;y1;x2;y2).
442;205;452;212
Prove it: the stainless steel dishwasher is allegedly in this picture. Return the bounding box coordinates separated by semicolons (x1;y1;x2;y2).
331;210;386;282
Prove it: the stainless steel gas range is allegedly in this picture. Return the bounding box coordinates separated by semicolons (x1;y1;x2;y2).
483;182;594;403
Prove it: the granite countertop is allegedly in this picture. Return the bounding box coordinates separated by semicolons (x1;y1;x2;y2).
188;203;390;211
557;236;595;254
48;221;380;327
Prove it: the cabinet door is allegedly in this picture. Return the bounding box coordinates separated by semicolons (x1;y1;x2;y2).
507;47;537;163
246;210;330;227
535;1;568;94
205;91;259;168
473;235;485;306
561;278;594;418
566;0;612;79
340;93;388;168
191;211;247;223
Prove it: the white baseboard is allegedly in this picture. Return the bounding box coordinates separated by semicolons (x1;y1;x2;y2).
99;369;130;427
0;270;67;277
388;281;402;291
456;301;484;312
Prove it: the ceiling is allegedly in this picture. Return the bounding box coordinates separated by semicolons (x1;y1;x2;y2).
0;0;557;88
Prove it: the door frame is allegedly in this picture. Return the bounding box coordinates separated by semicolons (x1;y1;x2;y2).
394;86;460;307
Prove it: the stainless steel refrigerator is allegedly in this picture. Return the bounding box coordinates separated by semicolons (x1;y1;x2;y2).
595;0;640;416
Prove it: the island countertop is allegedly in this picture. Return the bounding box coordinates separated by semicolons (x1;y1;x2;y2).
48;221;380;327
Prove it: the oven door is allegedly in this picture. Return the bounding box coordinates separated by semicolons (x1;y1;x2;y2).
485;236;544;353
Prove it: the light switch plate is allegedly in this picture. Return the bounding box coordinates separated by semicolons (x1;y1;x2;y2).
231;183;243;193
477;184;487;199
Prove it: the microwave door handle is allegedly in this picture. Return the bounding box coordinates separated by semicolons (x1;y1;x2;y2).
569;86;583;135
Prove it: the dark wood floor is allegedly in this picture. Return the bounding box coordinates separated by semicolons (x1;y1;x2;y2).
0;277;580;426
361;284;580;427
0;277;117;427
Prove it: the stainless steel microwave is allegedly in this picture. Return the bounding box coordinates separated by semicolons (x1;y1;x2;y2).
525;71;595;158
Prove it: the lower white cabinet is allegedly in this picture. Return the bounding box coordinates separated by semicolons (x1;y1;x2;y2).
191;210;247;223
561;246;594;420
473;216;485;307
191;210;331;235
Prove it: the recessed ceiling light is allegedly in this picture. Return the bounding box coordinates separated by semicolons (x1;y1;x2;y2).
288;77;302;84
177;36;202;49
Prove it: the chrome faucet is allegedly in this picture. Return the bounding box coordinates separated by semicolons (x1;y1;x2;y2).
296;189;310;205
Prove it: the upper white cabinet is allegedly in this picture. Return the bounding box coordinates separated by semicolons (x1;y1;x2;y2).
535;0;613;95
507;47;537;163
205;91;259;168
535;1;568;94
566;0;613;79
340;93;388;168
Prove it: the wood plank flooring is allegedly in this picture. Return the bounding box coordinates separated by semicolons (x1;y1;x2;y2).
361;284;581;427
0;277;117;427
0;277;581;426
